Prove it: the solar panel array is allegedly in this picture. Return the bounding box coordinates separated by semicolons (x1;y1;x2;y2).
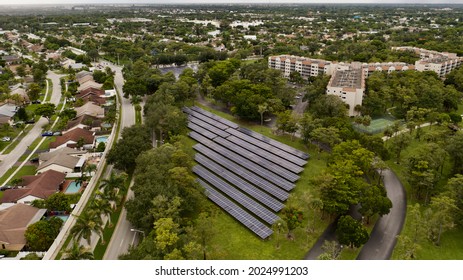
185;106;309;239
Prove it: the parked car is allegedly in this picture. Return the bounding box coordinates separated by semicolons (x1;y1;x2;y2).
25;119;35;124
31;100;41;104
52;131;62;136
14;121;25;127
41;131;53;137
1;136;11;142
0;185;12;191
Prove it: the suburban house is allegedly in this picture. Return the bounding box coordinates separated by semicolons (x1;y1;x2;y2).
65;114;102;133
1;55;20;65
60;58;76;69
49;127;95;150
77;80;103;92
75;102;105;119
0;103;17;125
76;88;106;105
1;170;66;204
37;147;86;174
10;87;30;104
77;74;94;85
75;70;92;81
0;204;47;251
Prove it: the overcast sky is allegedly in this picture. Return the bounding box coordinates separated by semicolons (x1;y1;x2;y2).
1;0;463;5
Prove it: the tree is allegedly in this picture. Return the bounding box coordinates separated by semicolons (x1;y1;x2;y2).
27;83;41;102
310;94;348;119
281;206;304;239
318;240;343;260
446;132;463;174
154;218;180;256
70;210;104;246
310;127;341;156
25;217;63;251
445;174;463;226
358;184;392;224
60;108;77;120
276;110;299;139
336;215;369;248
258;103;268;126
427;195;457;246
62;241;94;260
45;192;71;212
107;125;152;172
15;107;28;121
388;133;411;163
35;103;55;123
193;212;216;260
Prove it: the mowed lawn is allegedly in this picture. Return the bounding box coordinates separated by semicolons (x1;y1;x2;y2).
193;104;332;259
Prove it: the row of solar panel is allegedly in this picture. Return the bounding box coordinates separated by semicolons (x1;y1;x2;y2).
190;106;240;129
190;106;309;160
193;165;280;225
199;179;273;239
190;131;296;190
225;128;307;167
194;143;289;201
187;108;307;168
195;153;285;211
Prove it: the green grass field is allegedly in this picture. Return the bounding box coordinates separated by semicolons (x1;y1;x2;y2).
0;165;37;186
194;104;334;259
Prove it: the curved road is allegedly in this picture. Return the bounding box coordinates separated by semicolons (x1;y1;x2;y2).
305;169;406;260
356;169;407;259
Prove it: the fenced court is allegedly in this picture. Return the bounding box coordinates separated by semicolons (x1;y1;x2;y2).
353;117;395;134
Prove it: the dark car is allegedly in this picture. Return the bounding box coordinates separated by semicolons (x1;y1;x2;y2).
30;157;39;163
31;100;42;104
0;185;12;191
41;131;53;137
25;119;35;124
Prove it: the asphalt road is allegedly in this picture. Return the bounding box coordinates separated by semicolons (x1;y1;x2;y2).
0;71;62;183
356;169;407;260
102;61;138;260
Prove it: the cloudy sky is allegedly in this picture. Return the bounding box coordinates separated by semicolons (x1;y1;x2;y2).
0;0;462;5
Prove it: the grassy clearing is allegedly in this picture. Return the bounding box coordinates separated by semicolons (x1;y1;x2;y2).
93;205;123;259
45;79;53;102
0;165;37;185
0;167;19;185
194;104;334;259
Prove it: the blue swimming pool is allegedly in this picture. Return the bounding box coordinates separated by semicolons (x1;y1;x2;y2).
65;181;81;194
95;136;108;143
50;215;69;222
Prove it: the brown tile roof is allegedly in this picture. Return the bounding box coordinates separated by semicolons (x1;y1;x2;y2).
66;114;102;131
77;75;94;85
77;87;105;98
49;127;94;149
0;204;46;248
1;170;65;203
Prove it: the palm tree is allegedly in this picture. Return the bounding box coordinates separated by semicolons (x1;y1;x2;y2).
63;241;94;260
100;172;127;192
70;210;104;246
90;198;113;226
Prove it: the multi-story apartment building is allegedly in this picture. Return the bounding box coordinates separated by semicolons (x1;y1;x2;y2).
392;46;463;77
326;63;365;116
268;55;335;79
269;48;461;116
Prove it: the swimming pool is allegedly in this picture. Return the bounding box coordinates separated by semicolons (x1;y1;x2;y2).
65;181;81;194
50;215;69;222
95;136;109;143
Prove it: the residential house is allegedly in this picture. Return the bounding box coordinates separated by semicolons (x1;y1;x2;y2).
38;146;86;173
60;58;76;69
69;63;85;70
65;114;102;133
1;55;20;65
0;103;17;125
77;74;94;85
75;70;92;81
75;102;105;119
10;87;30;104
77;80;103;92
1;170;66;204
0;204;46;251
49;127;95;151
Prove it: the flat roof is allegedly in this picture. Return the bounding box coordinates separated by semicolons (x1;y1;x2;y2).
329;68;363;89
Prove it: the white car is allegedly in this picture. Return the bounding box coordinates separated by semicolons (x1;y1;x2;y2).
1;136;11;142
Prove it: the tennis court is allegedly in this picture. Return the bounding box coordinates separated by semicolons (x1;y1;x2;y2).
354;118;395;134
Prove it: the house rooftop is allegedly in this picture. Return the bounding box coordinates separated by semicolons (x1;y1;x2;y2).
329;68;363;89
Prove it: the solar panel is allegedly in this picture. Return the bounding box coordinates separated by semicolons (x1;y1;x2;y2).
193;165;279;224
226;128;307;166
189;116;230;138
225;135;305;173
189;131;213;145
191;106;240;129
196;153;284;211
238;127;310;160
187;110;229;130
194;144;289;201
187;123;217;139
213;137;300;183
199;179;273;239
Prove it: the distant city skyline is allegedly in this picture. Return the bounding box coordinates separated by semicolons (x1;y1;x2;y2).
1;0;463;5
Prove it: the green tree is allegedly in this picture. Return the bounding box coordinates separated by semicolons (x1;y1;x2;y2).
427;195;457;246
35;103;56;123
62;241;94;260
336;215;369;248
25;217;63;251
70;210;104;246
27;83;41;102
445;174;463;226
281;206;304;239
388;133;412;163
45;192;71;212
